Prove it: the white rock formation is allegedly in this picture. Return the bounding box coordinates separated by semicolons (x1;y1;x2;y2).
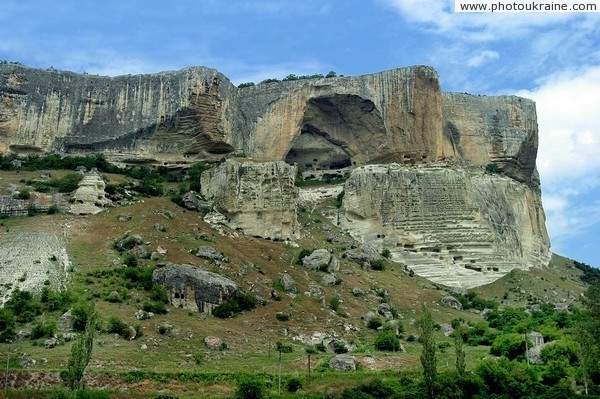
201;160;299;240
69;169;113;215
339;164;550;289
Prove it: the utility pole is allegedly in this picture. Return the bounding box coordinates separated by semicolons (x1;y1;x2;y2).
5;341;11;393
525;333;530;365
307;353;311;382
278;348;282;397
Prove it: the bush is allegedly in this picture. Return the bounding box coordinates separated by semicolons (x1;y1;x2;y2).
71;302;95;332
124;253;138;267
142;301;167;314
0;309;15;342
238;82;255;88
149;285;169;304
276;341;293;353
367;317;383;330
370;259;385;271
276;312;290;321
212;292;257;318
106;316;131;338
296;248;312;265
490;333;527;360
329;297;341;312
333;341;348;354
541;340;578;365
16;189;31;200
374;331;401;351
381;248;391;258
287;377;303;393
235;378;264;399
192;352;204;365
5;289;41;323
31;322;56;339
316;342;327;352
486;163;501;173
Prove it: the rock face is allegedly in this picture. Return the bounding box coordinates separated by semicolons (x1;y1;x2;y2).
339;164;550;289
152;263;238;314
69;169;113;215
200;160;299;240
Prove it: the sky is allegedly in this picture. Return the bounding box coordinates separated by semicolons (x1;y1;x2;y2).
0;0;598;266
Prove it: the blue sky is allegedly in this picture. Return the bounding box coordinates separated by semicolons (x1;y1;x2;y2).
1;0;599;266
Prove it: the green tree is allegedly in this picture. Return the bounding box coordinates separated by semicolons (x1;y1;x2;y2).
61;310;96;390
0;309;15;342
418;304;437;399
454;327;466;378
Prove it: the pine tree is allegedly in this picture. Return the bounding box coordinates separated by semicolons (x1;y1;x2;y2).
418;304;437;399
454;326;466;378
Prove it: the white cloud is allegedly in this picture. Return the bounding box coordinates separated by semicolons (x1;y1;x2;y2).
515;65;600;251
466;50;499;67
380;0;585;40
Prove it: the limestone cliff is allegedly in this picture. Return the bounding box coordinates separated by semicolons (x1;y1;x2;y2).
339;164;550;288
200;160;299;240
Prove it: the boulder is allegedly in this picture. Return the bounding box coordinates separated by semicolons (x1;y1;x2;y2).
329;354;356;371
302;249;338;272
44;338;58;349
281;274;297;293
195;246;224;261
57;311;73;331
69;169;113;215
152;263;238;314
321;273;339;286
344;246;383;268
114;234;144;252
204;336;223;350
440;323;454;337
182;191;201;210
441;296;463;311
352;287;365;297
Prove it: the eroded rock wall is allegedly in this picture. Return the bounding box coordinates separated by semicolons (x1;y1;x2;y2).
339;164;550;289
0;65;236;162
200;160;299;240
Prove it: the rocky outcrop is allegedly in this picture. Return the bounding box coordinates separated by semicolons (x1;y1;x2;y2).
69;169;113;215
338;164;550;289
0;65;236;162
200;160;299;240
152;263;238;314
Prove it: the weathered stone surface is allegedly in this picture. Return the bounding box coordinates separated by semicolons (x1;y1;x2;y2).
57;311;73;331
321;273;339;286
302;249;334;270
441;296;464;311
204;336;223;350
114;234;144;252
339;164;550;288
44;338;58;349
152;263;238;314
440;323;455;337
195;246;223;261
201;160;299;240
329;354;356;371
69;169;112;215
281;273;297;293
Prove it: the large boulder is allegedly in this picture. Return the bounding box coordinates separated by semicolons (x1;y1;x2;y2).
200;160;299;240
441;296;463;311
152;263;238;314
281;274;297;293
69;169;113;215
302;249;338;272
329;354;356;371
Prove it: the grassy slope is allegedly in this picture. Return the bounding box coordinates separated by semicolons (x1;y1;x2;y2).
0;170;592;397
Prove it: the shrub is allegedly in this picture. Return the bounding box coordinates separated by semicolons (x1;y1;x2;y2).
276;341;293;353
5;289;41;323
333;341;348;354
120;266;155;291
16;189;31;200
368;317;383;330
335;190;345;208
485;163;501;173
149;285;169;304
238;82;255;88
276;312;290;321
192;352;204;365
375;331;401;351
212;292;257;318
106;316;131;338
31;322;56;339
287;377;303;393
142;301;167;314
235;378;264;399
329;297;341;312
124;253;138;267
490;333;526;360
381;248;391;258
370;259;385;271
0;309;15;342
296;248;312;265
316;342;327;352
71;302;95;332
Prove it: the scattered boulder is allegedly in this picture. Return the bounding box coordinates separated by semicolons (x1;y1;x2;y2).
117;214;133;222
182;191;201;210
62;333;77;342
441;296;463;311
281;274;297;293
135;309;155;320
302;249;339;272
16;330;31;340
157;246;168;255
344;246;383;268
352;288;365;297
204;336;223;350
114;234;144;252
152;263;238;314
44;338;58;349
140;344;148;350
18;354;36;368
195;246;224;261
57;311;73;331
108;291;120;300
154;223;167;232
329;354;356;371
440;323;454;337
362;311;379;327
321;273;339;286
378;303;394;319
